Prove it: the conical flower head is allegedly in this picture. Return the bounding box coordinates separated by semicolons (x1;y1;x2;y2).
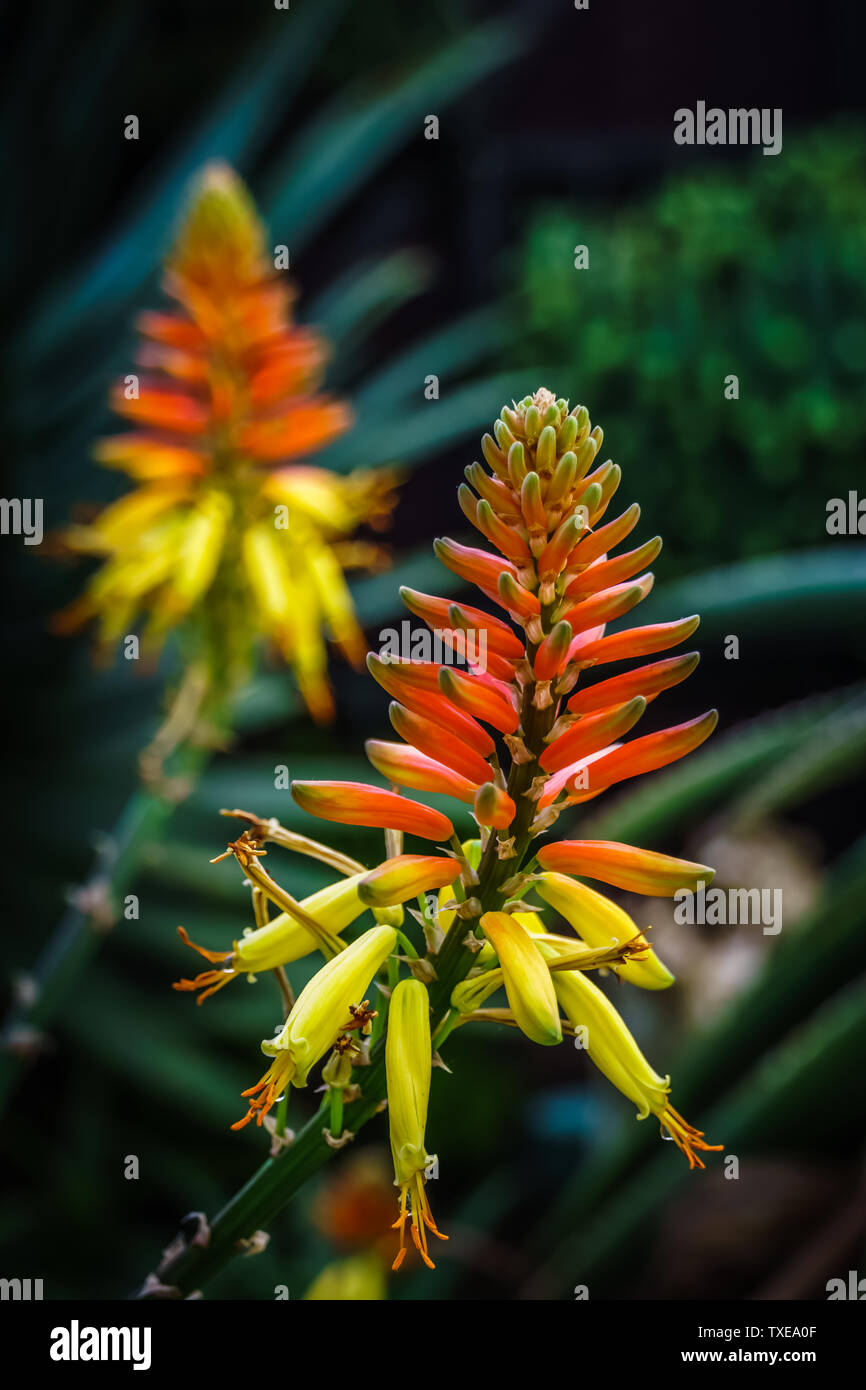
216;385;722;1179
167;162;264;292
57;162;397;719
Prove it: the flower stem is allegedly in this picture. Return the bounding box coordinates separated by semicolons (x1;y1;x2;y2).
142;1051;391;1297
329;1086;343;1138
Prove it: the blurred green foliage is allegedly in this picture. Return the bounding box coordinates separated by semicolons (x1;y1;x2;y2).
515;125;866;574
2;0;864;1298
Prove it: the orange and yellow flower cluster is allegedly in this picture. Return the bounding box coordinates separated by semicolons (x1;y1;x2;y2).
175;388;722;1271
58;163;396;719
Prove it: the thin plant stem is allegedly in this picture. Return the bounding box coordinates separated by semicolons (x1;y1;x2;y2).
394;929;420;960
329;1086;344;1138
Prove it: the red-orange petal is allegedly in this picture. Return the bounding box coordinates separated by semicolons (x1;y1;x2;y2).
564;537;663;601
473;782;516;829
389;702;493;785
536;840;714;896
539;697;647;774
437;667;519;734
568;710;718;796
365;740;479;803
567;652;700;715
292;781;453;841
575;615;701;667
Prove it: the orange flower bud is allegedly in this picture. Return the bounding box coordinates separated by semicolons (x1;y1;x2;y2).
433;537;518;594
562;574;654;639
366;655;495;755
537;513;584;581
567;709;718;797
358;855;458;906
575;615;701;667
473;782;517;829
539;697;647;774
497;571;540;619
437;667;519;734
292;781;453;842
400;588;522;659
389;702;493;785
564;536;663;601
364;740;478;803
534;621;574;681
536;839;715;896
567;652;700;715
566;501;641;572
475;499;533;564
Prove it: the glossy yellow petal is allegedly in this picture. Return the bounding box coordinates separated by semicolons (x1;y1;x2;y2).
480;912;562;1046
536;870;674;990
261;925;396;1087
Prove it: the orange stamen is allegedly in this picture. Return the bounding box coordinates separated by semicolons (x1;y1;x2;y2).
661;1104;724;1170
231;1052;295;1130
172;926;236;1003
391;1173;448;1271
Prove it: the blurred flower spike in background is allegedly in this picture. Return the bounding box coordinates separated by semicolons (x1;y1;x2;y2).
56;162;398;721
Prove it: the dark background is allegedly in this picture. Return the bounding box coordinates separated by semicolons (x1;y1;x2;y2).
1;0;864;1301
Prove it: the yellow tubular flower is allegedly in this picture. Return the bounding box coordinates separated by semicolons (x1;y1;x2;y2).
385;979;447;1270
233;925;396;1129
56;162;398;719
474;910;551;968
552;967;722;1169
480;912;562;1046
173;869;374;1002
536;870;675;990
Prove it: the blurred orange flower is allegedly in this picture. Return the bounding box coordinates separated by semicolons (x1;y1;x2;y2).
57;162;397;720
